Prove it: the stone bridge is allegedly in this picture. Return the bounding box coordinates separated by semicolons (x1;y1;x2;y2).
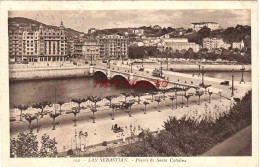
89;65;200;90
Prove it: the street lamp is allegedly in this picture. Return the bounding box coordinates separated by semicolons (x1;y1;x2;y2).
160;61;163;77
198;62;201;77
240;65;245;84
231;70;234;97
201;66;205;86
130;62;133;73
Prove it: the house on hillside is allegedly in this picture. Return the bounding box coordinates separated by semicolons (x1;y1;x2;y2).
232;40;245;50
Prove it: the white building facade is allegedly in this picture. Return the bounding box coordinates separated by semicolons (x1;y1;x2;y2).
191;22;220;31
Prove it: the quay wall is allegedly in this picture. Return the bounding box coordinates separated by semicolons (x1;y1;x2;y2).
137;64;251;72
9;64;251;81
172;64;251;72
9;66;90;81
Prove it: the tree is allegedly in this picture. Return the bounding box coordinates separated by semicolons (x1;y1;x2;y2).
122;100;135;117
154;97;162;112
186;28;193;33
143;101;150;114
208;91;213;103
196;89;204;105
198;26;211;43
49;111;60;130
169;95;176;110
160;89;168;100
71;98;88;112
150;91;157;102
32;101;52;118
131;92;143;104
71;107;80;126
14;105;29;121
111;103;120;120
34;112;41;133
185;94;192;107
105;95;117;108
57;101;65;115
10;132;38;158
89;96;103;109
90;106;97;123
175;91;178;109
180;92;185;108
39;134;58;157
23;113;37;133
121;92;131;103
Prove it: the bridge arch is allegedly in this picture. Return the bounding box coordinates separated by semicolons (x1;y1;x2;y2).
93;70;108;79
110;74;130;88
134;80;157;92
111;74;128;81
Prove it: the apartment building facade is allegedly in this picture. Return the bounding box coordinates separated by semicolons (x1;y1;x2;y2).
203;38;231;50
8;29;23;61
160;38;199;52
82;39;100;60
97;34;128;60
9;21;67;62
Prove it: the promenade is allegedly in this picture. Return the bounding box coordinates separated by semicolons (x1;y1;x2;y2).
10;90;241;153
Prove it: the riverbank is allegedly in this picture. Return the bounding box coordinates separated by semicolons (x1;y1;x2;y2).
9;65;90;81
9;63;251;81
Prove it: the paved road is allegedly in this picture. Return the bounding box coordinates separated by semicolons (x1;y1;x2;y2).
10;93;220;135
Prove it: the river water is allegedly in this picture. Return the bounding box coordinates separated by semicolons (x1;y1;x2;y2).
9;71;251;109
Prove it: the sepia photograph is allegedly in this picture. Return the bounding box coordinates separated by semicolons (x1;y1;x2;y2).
0;1;258;167
8;9;253;158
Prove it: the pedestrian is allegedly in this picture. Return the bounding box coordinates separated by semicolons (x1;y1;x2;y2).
94;129;96;135
111;125;114;131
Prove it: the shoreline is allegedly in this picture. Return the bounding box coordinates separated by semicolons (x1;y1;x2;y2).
9;64;251;81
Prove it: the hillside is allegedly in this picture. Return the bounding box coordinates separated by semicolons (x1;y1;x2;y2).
8;17;83;38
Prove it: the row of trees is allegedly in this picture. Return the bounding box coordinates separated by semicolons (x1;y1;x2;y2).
14;85;220;133
121;91;251;156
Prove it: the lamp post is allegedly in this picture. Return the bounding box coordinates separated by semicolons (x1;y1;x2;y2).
160;61;163;77
166;57;169;71
231;70;234;97
198;62;201;77
240;65;245;84
130;62;133;73
201;66;205;86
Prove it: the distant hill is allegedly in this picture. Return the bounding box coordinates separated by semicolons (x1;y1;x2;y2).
8;17;83;38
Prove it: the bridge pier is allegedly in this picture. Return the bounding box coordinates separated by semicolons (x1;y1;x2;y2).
129;73;134;81
107;69;111;80
89;66;94;76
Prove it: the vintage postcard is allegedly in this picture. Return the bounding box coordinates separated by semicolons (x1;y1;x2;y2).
0;1;258;167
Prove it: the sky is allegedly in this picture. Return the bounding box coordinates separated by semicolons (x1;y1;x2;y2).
9;10;250;33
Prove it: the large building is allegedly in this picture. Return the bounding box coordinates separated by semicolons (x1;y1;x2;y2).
191;22;220;31
97;34;128;59
9;21;67;62
8;29;23;61
82;39;100;60
160;38;200;52
203;38;231;50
